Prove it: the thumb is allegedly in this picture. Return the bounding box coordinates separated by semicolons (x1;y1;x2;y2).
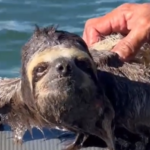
111;27;148;61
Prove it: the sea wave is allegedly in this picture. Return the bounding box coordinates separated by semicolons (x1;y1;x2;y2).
0;21;33;32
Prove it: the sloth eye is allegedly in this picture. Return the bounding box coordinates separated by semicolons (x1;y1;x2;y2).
33;63;48;82
34;63;48;73
36;66;46;73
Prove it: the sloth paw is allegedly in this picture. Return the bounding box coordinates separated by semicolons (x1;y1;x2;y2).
12;125;27;145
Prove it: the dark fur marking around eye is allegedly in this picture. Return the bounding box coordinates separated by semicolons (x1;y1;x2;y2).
75;58;91;73
32;62;48;82
75;58;98;84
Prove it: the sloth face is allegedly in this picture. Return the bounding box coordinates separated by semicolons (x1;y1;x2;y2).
26;46;98;123
21;27;115;150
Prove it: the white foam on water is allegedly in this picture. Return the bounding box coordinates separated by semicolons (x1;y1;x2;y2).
0;21;33;32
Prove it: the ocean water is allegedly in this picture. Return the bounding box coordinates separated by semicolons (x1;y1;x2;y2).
0;0;148;77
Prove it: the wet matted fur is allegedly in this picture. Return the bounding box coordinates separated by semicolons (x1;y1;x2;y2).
0;25;150;150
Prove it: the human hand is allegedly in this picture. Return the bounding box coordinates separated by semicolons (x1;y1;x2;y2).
83;3;150;61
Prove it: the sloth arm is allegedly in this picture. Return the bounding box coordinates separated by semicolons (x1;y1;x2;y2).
0;78;21;130
0;77;38;142
0;77;23;119
0;77;30;126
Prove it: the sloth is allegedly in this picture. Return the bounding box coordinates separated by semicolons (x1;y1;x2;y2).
0;26;115;150
0;25;150;150
20;26;116;150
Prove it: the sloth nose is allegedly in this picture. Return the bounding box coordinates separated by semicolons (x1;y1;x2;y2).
55;60;72;76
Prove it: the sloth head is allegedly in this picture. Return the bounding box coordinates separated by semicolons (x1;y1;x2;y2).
21;25;99;122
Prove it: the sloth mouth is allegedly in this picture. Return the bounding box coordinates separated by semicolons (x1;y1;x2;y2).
50;76;72;84
49;76;74;92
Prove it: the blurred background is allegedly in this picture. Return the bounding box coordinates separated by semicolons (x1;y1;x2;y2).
0;0;148;77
